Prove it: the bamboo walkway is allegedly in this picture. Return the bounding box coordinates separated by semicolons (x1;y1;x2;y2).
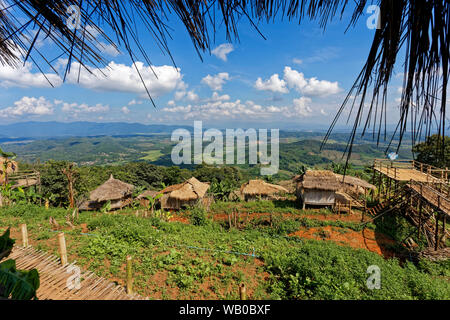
3;245;145;300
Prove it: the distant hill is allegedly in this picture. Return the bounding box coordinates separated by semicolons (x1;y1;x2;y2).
0;121;192;138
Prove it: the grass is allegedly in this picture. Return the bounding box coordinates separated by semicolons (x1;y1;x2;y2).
140;150;164;161
1;203;449;300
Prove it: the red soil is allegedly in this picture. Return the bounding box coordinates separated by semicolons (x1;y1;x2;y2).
288;226;396;258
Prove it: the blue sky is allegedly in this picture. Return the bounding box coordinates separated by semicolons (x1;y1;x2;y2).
0;3;409;130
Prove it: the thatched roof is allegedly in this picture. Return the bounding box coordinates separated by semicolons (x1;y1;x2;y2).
240;180;288;196
163;177;210;201
277;179;296;193
89;175;134;202
334;174;376;191
298;170;340;191
137;190;160;200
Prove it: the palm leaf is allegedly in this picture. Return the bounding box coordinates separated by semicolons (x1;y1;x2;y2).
0;259;40;300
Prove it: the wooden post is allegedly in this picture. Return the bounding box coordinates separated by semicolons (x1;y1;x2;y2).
239;283;246;300
21;224;28;247
126;255;133;295
58;232;68;266
435;213;440;251
337;202;341;215
418;200;422;242
442;214;446;241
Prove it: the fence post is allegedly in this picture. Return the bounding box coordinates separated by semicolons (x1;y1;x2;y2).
58;232;68;266
239;283;246;300
21;224;28;247
126;255;133;295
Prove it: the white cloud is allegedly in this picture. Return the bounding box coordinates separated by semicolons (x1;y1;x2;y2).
121;106;131;114
0;96;54;118
254;74;288;94
60;101;110;114
0;61;62;88
175;90;199;102
201;72;230;91
292;97;313;117
292;58;303;65
283;67;340;97
210;92;230;102
211;44;234;61
65;61;183;97
97;42;120;57
128;99;143;106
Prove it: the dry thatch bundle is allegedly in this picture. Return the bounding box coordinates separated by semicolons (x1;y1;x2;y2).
297;170;340;191
334;174;376;191
240;180;288;196
164;177;210;201
0;157;18;175
89;175;134;202
277;179;296;194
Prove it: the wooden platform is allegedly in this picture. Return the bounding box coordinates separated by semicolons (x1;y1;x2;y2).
2;246;145;300
373;159;448;183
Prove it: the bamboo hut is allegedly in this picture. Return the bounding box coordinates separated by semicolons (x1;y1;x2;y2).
295;170;340;209
240;180;288;201
79;175;134;211
160;177;211;210
0;157;18;184
137;190;160;208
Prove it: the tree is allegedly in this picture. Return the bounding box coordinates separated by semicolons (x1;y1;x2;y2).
412;135;450;169
62;163;77;208
0;0;448;163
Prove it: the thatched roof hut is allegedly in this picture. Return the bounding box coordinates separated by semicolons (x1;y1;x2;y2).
80;175;134;211
296;170;340;191
240;180;288;201
295;170;340;209
90;175;134;202
160;177;210;210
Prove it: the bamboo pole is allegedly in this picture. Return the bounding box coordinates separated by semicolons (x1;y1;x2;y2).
239;283;246;300
21;224;28;247
126;255;133;295
58;232;68;266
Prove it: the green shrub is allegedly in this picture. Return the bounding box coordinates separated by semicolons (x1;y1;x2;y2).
189;207;209;226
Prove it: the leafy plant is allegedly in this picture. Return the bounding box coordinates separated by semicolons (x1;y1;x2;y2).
0;229;40;300
146;193;163;216
100;201;112;214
